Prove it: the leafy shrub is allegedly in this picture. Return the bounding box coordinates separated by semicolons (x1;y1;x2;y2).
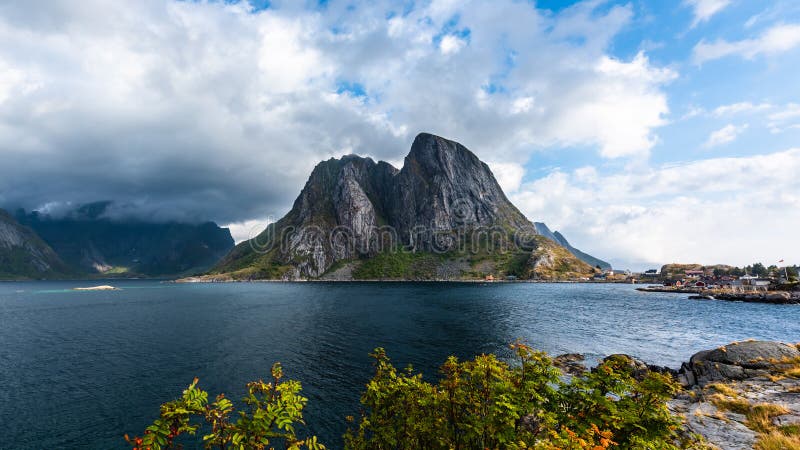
128;344;686;449
124;363;324;450
344;343;683;450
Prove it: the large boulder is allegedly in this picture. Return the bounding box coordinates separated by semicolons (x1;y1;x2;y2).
678;341;800;386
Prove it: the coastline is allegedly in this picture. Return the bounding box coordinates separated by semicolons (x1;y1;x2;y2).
555;340;800;449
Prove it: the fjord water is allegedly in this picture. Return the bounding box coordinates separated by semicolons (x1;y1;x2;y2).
1;281;798;449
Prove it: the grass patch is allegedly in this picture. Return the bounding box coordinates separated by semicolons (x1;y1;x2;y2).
780;424;800;436
745;403;790;433
708;382;738;397
784;367;800;378
709;394;751;415
755;430;800;450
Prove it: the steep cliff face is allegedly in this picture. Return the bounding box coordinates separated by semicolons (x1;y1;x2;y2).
390;134;535;241
15;203;234;277
0;209;68;279
211;133;596;280
533;222;611;270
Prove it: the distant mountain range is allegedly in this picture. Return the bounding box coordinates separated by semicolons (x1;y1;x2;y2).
533;222;611;270
206;133;607;281
0;202;234;279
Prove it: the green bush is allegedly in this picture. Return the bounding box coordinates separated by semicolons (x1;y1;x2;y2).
124;363;325;450
344;344;683;450
128;344;690;449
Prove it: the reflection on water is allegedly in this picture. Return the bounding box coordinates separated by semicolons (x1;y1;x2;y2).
0;280;798;449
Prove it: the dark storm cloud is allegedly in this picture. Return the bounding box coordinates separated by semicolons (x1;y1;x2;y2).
0;0;670;227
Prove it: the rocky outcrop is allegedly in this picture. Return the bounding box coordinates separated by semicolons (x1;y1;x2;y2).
0;208;68;279
211;133;596;280
709;291;800;304
547;341;800;449
677;341;800;387
670;341;800;450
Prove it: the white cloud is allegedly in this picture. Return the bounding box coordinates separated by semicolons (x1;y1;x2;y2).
487;162;525;194
768;103;800;132
768;103;800;122
684;0;731;27
0;0;675;224
556;52;676;158
439;34;466;55
712;102;771;116
694;24;800;63
703;123;748;147
510;149;800;269
224;217;275;244
510;96;535;114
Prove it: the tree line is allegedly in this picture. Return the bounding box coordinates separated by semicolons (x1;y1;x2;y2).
712;263;798;279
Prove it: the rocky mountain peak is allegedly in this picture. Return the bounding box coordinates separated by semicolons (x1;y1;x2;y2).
404;133;492;184
211;133;600;280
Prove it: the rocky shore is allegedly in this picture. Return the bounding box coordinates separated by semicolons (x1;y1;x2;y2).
555;340;800;449
637;286;705;294
638;285;800;305
689;291;800;304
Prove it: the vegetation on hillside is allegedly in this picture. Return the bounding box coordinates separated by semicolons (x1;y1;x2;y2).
127;343;703;449
351;250;445;279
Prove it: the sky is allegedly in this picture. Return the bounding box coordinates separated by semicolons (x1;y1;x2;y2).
0;0;799;270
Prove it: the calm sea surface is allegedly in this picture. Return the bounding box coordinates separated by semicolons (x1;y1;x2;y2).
1;280;798;449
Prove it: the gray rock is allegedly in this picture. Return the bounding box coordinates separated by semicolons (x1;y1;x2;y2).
669;400;756;450
553;353;587;375
680;340;800;386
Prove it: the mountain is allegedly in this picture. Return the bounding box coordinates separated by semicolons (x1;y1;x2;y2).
15;203;234;277
208;133;597;281
0;208;68;279
533;222;611;270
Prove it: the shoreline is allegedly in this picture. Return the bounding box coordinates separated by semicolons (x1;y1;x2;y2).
172;277;634;284
638;285;800;304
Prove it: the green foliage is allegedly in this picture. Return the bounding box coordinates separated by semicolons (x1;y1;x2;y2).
751;263;768;277
129;345;692;450
352;250;442;280
505;251;534;277
345;344;684;450
125;363;325;450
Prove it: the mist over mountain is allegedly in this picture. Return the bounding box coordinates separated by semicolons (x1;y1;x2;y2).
14;202;234;277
